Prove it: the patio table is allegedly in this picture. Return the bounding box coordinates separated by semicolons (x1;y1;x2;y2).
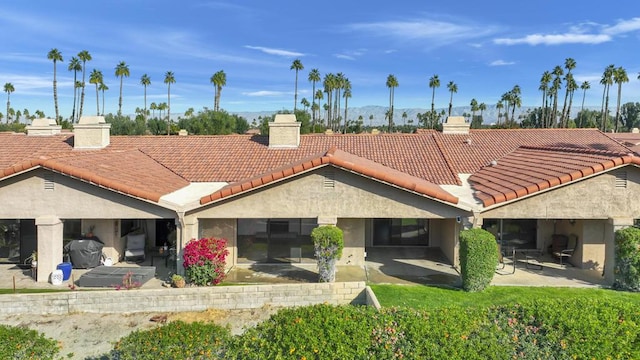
517;249;544;270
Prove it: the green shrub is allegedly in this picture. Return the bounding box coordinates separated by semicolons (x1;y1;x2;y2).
227;304;375;359
111;321;231;359
459;228;498;292
614;227;640;291
0;324;60;359
311;226;344;282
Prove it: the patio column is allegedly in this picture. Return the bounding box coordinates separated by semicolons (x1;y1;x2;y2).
317;216;337;226
176;217;198;276
604;218;634;284
35;216;63;283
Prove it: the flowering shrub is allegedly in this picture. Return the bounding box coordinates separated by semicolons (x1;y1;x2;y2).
114;271;141;290
183;237;229;286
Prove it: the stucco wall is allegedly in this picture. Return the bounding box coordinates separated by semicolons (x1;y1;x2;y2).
432;218;459;267
192;169;467;220
481;168;640;219
337;218;365;266
0;169;175;219
199;218;237;269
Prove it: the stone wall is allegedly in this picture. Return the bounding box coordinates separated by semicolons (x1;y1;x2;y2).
0;282;369;315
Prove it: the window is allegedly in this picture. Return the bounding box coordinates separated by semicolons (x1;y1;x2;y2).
372;218;428;246
482;219;537;249
237;218;317;263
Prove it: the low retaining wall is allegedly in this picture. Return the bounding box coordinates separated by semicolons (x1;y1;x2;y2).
0;282;369;315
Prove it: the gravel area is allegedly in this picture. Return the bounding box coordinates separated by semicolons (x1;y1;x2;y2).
0;307;279;359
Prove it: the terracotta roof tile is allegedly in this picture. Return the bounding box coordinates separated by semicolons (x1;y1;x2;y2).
469;146;635;207
200;148;459;206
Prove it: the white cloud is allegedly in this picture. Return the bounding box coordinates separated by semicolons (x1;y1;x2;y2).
603;17;640;35
345;18;498;46
334;54;356;61
244;46;304;57
242;90;287;97
489;60;515;66
494;33;611;45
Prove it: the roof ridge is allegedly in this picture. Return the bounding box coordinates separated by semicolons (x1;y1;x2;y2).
432;133;463;185
518;145;634;157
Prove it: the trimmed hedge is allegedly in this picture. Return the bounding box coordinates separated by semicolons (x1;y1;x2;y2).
111;300;640;359
0;324;60;359
311;226;344;282
459;228;498;292
614;227;640;291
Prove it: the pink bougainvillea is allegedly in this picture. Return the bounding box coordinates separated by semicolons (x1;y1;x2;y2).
182;237;229;286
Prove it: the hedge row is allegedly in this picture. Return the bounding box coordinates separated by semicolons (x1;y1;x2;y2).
0;324;60;359
110;299;640;359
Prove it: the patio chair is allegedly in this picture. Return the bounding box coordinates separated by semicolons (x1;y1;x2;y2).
551;234;577;266
124;233;146;262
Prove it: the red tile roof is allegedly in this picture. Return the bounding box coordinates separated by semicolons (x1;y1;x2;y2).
200;147;459;205
468;146;638;207
0;128;635;209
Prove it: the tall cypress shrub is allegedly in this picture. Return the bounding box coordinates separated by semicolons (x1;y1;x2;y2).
614;227;640;291
459;228;498;292
311;226;344;282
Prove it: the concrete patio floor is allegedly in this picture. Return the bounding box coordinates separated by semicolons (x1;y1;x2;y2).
0;247;608;291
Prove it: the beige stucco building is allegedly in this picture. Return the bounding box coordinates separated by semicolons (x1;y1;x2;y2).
1;115;639;284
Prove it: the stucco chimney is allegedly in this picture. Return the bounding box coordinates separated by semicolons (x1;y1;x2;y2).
268;114;300;148
26;118;61;136
442;116;470;134
74;116;111;149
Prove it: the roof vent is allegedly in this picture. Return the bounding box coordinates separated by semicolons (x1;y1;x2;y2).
442;116;470;134
26;118;61;136
464;138;472;145
490;160;498;166
268;114;300;148
74;116;111;149
633;128;639;134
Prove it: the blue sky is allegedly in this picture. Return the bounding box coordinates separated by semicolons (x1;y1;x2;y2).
1;0;639;118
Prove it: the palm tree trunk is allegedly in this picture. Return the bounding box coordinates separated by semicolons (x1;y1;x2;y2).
118;76;123;116
79;64;86;119
614;84;622;133
604;85;611;132
71;72;77;122
95;84;100;115
101;89;105;116
53;62;59;124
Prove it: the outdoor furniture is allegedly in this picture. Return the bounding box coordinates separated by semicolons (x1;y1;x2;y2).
77;266;156;287
496;243;516;274
124;233;146;262
551;234;577;266
518;249;544;270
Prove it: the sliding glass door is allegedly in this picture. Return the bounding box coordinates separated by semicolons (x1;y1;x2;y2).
237;218;317;263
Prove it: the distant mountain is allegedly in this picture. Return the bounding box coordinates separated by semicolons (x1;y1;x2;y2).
232;105;600;127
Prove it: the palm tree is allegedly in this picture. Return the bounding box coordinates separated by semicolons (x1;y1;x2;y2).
496;101;504;125
428;75;440;124
560;58;576;125
386;74;398;132
538;71;552;128
446;81;457;117
578;81;591;127
342;79;352;133
47;48;63;124
613;66;629;133
308;69;321;127
600;65;615;131
210;70;226;112
67;57;82;122
164;71;175;135
323;73;335;128
98;82;108;116
290;59;304;111
402;111;408;127
150;102;157;119
3;83;14;123
565;75;578;128
479;103;486;125
510;85;522;125
140;74;151;121
551;66;563;127
77;50;92;120
115;61;130;116
470;98;478;122
89;69;103;115
314;89;324;129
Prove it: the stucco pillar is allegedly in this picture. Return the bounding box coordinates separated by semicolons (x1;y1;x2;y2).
336;218;365;266
35;216;63;283
604;218;634;284
175;217;197;275
317;216;338;226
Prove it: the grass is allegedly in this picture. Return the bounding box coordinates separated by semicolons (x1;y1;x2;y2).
370;284;640;309
0;288;68;294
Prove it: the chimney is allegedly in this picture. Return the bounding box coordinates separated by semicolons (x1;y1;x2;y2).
442;116;470;134
74;116;111;149
268;114;300;148
26;118;61;136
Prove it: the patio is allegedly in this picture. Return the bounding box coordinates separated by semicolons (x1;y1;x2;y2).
0;247;608;291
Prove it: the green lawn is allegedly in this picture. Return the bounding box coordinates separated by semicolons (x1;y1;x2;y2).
371;284;640;309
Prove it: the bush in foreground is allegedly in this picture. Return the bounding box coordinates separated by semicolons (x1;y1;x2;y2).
614;226;640;291
0;324;60;359
111;299;640;359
